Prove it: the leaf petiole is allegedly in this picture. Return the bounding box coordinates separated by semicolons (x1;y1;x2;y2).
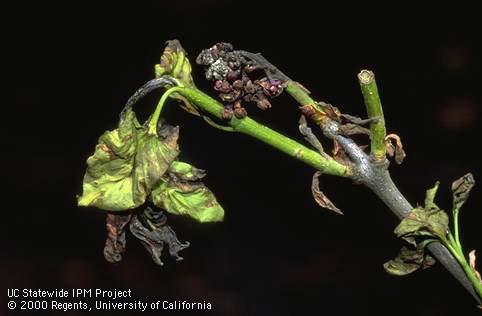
148;86;185;135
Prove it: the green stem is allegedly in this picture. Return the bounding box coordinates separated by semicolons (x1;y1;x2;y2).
175;87;351;178
148;86;184;135
443;238;482;300
285;81;323;112
357;70;387;161
453;207;463;251
283;74;481;303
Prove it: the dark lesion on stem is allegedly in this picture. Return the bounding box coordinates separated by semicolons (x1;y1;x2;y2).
119;76;179;121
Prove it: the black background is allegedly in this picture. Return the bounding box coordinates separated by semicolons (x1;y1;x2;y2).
5;2;482;315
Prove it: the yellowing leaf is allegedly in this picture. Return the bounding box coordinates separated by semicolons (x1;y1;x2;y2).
154;39;199;116
77;109;180;211
151;161;224;223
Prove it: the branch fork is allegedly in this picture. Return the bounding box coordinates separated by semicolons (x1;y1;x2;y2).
119;41;480;305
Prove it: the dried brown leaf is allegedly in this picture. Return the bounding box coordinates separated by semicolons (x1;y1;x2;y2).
129;213;190;266
341;114;378;125
469;250;482;283
324;104;342;122
339;123;371;136
104;213;132;263
332;140;351;165
385;141;395;157
311;171;343;215
298;115;327;156
385;134;406;164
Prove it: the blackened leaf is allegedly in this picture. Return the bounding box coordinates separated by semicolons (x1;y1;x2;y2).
151;161;225;223
78;109;180;211
129;214;189;266
104;213;132;263
311;171;343;215
452;173;475;211
469;250;482;283
384;246;436;276
385;134;406;164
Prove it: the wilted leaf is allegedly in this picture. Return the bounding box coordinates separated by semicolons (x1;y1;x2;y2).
323;104;342;122
332;140;351;165
78;109;141;210
385;141;395;157
452;173;475;211
154;40;199;116
385;134;406;164
384;246;436;276
341;113;378;126
77;109;180;211
395;208;442;246
311;171;343;215
132;128;179;205
424;181;440;210
469;250;482;283
151;161;225;223
298;115;326;156
129;210;189;266
339;123;371;136
395;184;449;245
104;213;132;263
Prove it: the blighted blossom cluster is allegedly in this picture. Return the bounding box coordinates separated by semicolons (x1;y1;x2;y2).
196;42;283;119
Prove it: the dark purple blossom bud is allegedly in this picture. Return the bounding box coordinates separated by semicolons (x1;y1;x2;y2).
227;70;241;82
214;80;232;93
222;104;234;119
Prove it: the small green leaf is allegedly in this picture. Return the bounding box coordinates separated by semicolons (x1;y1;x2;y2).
154;40;200;116
425;181;440;210
384;246;436;276
151;162;224;223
